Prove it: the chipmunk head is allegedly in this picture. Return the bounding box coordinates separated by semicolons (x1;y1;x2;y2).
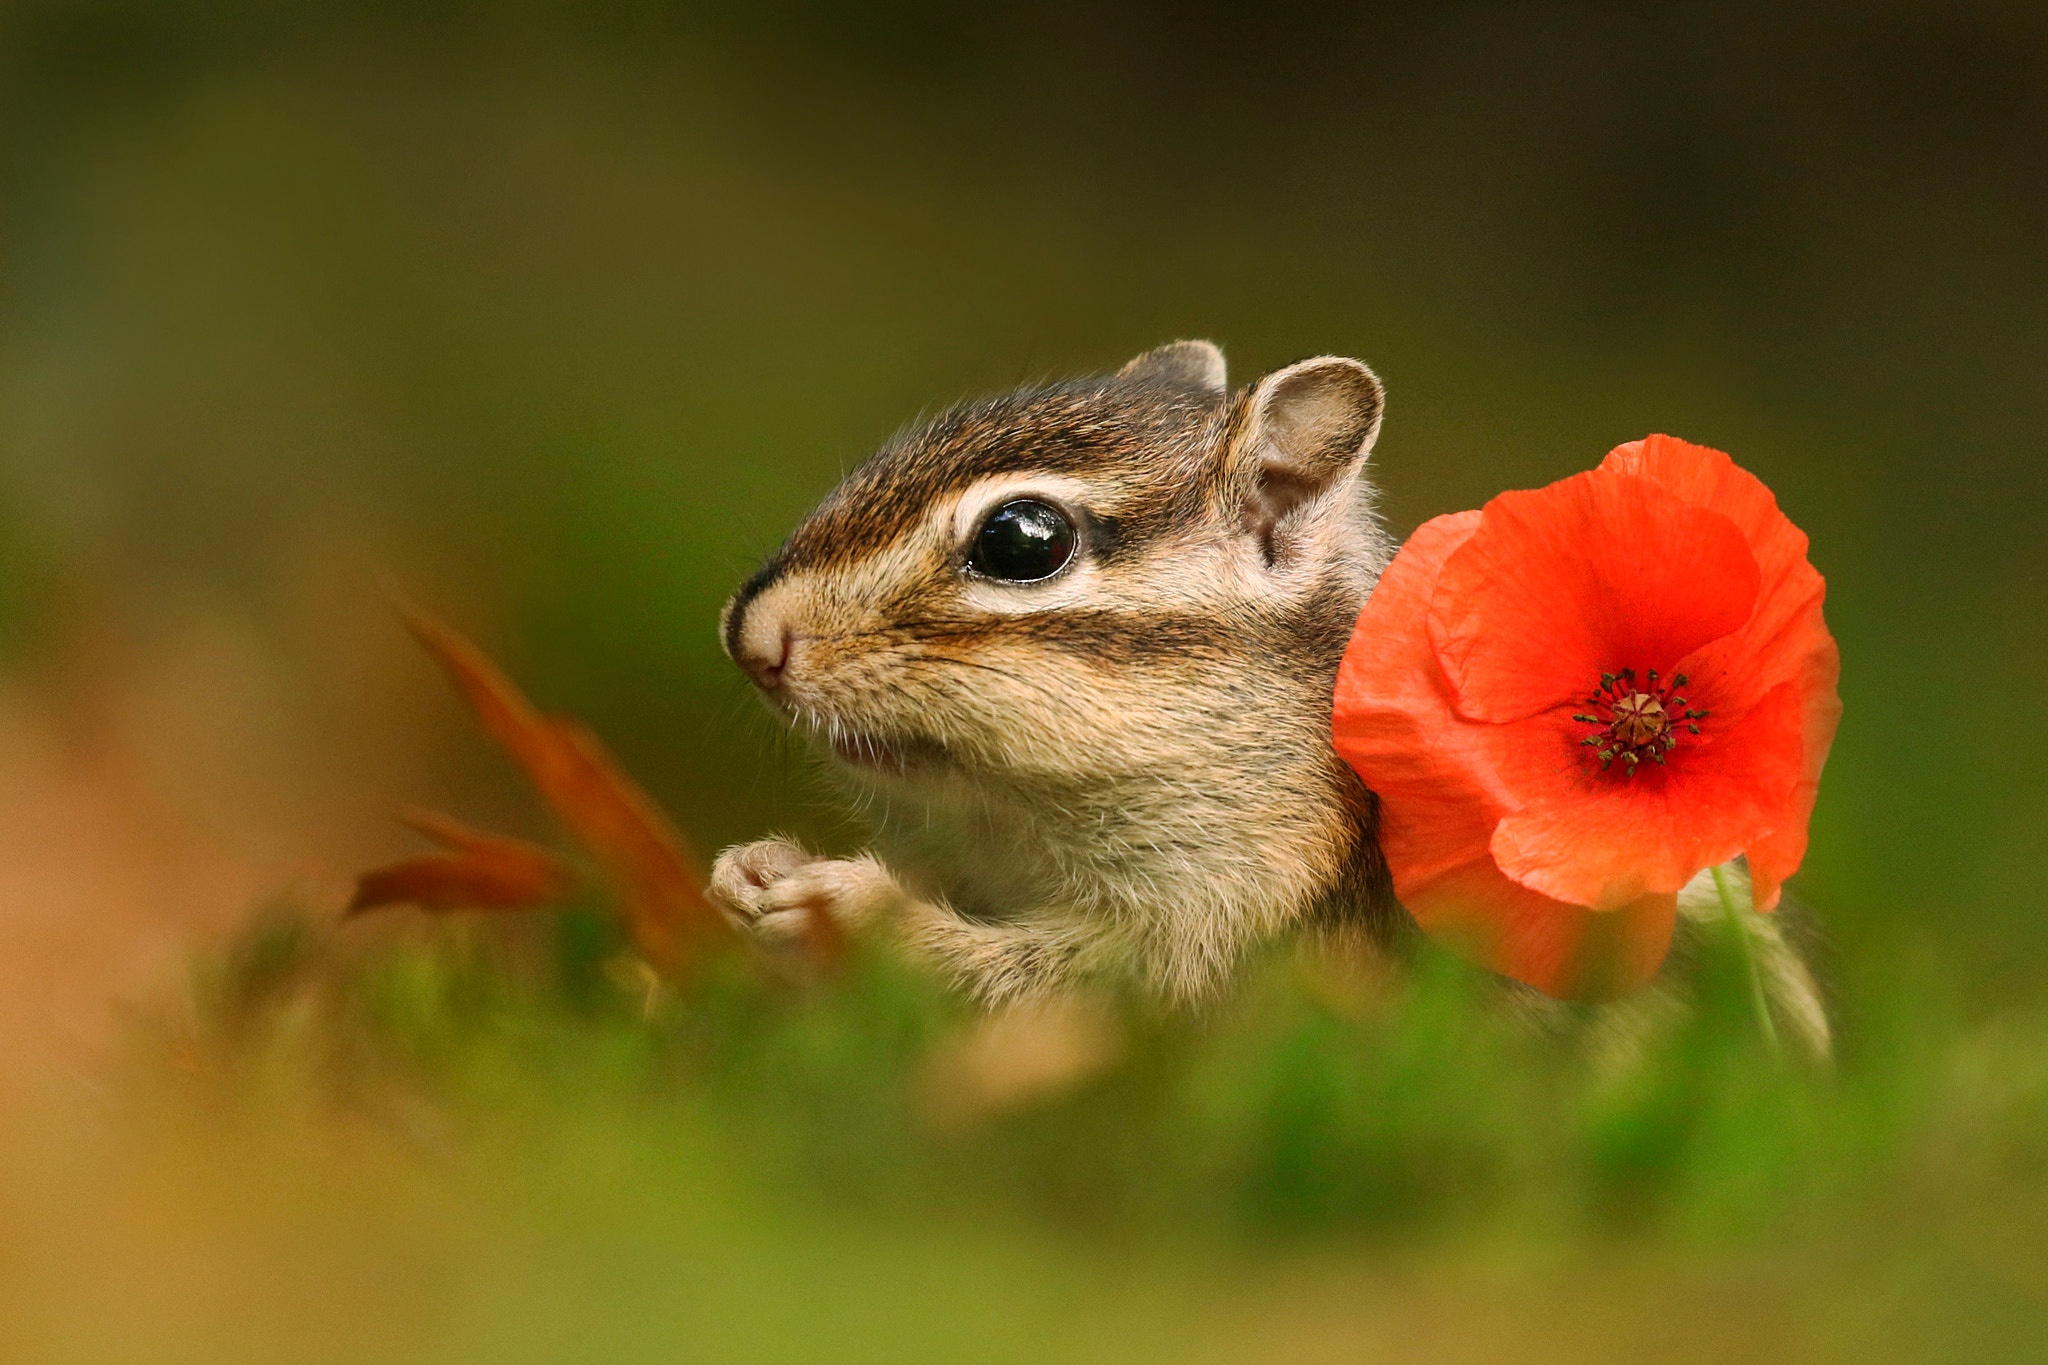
722;342;1388;801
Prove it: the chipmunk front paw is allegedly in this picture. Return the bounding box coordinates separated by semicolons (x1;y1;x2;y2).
708;837;906;949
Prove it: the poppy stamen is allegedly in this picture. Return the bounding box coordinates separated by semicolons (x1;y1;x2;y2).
1577;668;1699;777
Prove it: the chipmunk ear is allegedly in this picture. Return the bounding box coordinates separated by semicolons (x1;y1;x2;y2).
1228;356;1384;568
1119;340;1227;397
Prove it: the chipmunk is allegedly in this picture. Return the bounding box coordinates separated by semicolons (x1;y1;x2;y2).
708;342;1829;1055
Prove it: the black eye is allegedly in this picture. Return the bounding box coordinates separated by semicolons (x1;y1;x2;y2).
968;499;1076;582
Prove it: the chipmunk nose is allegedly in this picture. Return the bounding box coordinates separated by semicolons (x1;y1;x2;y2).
728;595;795;691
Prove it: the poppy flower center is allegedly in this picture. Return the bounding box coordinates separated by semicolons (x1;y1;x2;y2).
1574;669;1710;777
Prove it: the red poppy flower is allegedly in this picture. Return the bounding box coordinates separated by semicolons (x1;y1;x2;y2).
1333;435;1841;998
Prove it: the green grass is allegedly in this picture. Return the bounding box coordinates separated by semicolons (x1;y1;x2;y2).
14;899;2024;1362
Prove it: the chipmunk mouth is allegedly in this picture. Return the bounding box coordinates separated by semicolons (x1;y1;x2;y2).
771;691;955;776
820;728;955;776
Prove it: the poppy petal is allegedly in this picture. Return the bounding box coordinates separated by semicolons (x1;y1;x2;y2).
1334;511;1509;892
1603;435;1803;575
1427;470;1763;724
1486;680;1808;909
1605;434;1843;908
1609;434;1829;723
1400;856;1679;999
1746;637;1843;909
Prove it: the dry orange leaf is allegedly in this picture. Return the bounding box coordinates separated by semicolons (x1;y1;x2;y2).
349;809;572;916
351;607;729;975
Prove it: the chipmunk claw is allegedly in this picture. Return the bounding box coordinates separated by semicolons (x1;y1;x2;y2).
709;837;904;949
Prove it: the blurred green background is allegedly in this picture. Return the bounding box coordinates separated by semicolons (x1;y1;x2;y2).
1;3;2045;1360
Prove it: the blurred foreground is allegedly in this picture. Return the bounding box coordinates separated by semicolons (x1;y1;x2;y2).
0;906;2041;1363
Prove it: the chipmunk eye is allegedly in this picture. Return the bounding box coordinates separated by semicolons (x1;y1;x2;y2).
969;499;1076;582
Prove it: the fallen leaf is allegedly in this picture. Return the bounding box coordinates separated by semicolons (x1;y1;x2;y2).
350;809;572;917
384;606;729;974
